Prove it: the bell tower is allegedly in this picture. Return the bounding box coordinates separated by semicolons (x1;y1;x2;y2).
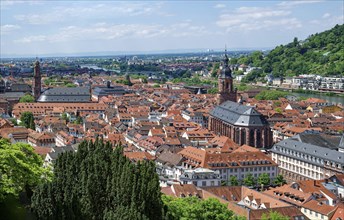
217;49;237;105
33;60;41;101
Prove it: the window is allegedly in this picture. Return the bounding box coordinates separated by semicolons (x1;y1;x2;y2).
202;181;206;186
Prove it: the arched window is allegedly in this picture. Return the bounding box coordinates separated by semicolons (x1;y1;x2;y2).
241;129;246;145
256;129;261;148
249;129;255;146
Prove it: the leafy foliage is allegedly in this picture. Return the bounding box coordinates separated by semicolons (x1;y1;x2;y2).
257;173;270;186
273;174;287;186
241;69;264;83
230;25;343;77
61;113;69;122
19;111;35;130
243;173;255;187
207;88;218;94
19;94;35;103
261;24;344;77
0;139;50;202
162;195;243;220
74;115;83;124
31;139;163;220
261;211;290;220
229;175;239;186
255;90;288;100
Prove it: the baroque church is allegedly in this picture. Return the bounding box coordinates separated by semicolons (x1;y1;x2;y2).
208;51;273;148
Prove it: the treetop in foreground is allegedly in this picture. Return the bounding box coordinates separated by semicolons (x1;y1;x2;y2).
31;139;162;220
0;138;50;202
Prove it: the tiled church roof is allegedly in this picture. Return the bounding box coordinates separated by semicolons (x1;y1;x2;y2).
210;100;269;127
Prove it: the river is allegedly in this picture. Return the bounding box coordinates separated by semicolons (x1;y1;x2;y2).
80;65;120;72
291;92;344;105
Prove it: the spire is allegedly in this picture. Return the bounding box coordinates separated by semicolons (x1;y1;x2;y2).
223;45;229;65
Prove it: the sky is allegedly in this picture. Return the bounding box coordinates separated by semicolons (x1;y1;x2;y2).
1;0;343;57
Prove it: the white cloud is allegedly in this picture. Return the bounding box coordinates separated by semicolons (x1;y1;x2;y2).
309;14;343;26
216;6;299;31
322;13;330;18
15;35;46;43
13;2;168;25
14;13;64;25
1;24;21;35
214;4;226;9
14;22;212;43
278;1;323;8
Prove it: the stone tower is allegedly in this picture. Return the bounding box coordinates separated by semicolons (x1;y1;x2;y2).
217;50;237;105
33;60;41;101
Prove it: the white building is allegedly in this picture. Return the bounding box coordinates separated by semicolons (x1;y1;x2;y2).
179;168;221;187
271;133;344;182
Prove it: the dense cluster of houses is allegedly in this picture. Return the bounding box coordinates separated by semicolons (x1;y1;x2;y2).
0;72;343;219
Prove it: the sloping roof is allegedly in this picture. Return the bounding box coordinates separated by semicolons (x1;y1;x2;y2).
38;87;90;102
210;101;268;127
249;207;309;220
156;151;183;166
271;138;344;165
92;86;125;96
292;133;341;150
302;200;337;215
10;83;31;92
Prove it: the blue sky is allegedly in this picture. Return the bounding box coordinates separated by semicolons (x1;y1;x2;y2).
1;0;343;57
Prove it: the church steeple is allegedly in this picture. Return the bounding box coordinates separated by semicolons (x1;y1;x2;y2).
217;48;237;105
33;60;41;101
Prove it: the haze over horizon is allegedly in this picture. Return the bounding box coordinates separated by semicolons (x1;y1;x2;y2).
1;0;343;58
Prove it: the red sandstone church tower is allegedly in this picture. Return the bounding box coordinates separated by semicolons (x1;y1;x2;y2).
32;60;41;101
209;50;273;148
217;50;237;105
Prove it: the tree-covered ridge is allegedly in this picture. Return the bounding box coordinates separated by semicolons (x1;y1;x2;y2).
239;24;344;77
31;139;163;220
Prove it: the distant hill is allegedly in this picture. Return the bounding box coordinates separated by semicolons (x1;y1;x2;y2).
239;24;343;77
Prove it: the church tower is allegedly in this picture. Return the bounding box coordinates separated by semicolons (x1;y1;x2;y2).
217;50;237;105
32;60;41;101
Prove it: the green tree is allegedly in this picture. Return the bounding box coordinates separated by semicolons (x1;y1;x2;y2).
273;174;287;186
65;83;76;87
274;107;282;114
211;63;220;78
162;195;241;220
207;88;218;94
243;173;255;187
31;139;163;219
255;90;288;100
19;94;35;103
229;175;239;186
257;173;270;187
261;211;290;220
19;111;35;130
9;118;18;126
75;115;82;124
61;113;69;122
0;139;50;202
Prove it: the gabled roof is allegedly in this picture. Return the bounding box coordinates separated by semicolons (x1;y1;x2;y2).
210;101;269;127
